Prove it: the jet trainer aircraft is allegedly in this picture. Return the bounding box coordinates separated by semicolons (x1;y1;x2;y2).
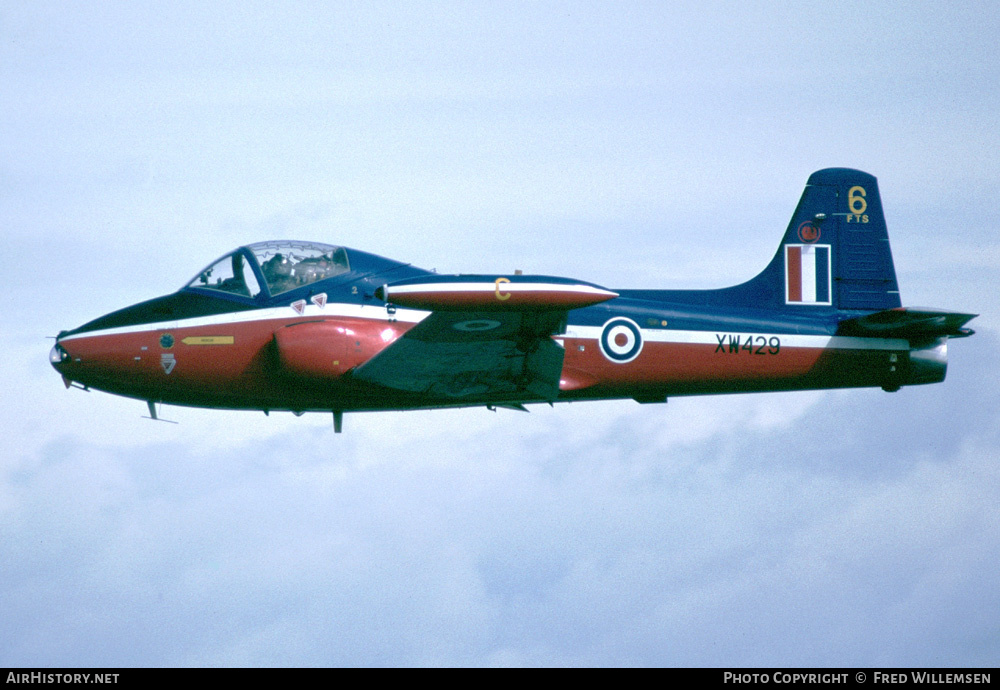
51;169;976;431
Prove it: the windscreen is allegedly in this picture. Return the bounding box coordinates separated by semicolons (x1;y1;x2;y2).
185;251;262;297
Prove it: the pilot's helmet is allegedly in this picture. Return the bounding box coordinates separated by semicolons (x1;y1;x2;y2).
264;253;292;275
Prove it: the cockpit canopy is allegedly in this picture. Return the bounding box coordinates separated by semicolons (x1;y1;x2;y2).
185;241;350;299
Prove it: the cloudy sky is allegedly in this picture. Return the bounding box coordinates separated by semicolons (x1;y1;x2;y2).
2;1;998;667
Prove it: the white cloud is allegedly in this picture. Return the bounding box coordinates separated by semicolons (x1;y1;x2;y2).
4;333;996;666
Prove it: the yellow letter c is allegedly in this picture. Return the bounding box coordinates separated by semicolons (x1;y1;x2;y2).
495;277;511;301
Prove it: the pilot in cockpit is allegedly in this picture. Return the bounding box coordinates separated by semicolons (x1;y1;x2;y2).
262;253;295;293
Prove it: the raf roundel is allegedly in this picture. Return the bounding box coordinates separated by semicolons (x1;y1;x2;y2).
453;319;502;332
599;317;643;363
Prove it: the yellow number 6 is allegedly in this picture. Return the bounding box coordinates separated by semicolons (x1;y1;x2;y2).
848;186;867;215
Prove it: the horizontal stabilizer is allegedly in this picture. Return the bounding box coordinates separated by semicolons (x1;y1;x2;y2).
836;308;977;339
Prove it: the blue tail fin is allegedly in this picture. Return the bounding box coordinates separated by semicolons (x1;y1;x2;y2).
684;168;902;311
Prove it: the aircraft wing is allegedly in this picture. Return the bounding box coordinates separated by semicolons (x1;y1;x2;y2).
352;275;618;401
836;307;977;339
351;310;567;400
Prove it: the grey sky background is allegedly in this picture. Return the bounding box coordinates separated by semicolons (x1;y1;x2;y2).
2;1;998;666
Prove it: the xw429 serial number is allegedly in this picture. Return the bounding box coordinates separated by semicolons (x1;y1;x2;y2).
714;334;781;355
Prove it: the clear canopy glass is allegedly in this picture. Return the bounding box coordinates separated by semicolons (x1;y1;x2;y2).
186;241;350;298
247;241;350;296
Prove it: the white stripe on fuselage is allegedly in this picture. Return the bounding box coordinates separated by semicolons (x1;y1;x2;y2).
59;303;431;341
61;303;907;352
389;282;614;295
563;325;906;351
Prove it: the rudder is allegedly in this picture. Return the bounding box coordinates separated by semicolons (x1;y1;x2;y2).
804;168;901;311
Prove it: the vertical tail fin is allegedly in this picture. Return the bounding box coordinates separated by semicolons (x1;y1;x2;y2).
707;168;902;311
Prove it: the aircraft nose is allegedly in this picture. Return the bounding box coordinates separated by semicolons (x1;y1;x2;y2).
50;340;76;377
50;341;80;389
50;342;69;369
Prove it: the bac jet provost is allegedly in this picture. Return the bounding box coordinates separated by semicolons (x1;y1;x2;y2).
51;169;976;432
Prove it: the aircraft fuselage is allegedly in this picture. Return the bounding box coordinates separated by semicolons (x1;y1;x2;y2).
50;170;974;427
